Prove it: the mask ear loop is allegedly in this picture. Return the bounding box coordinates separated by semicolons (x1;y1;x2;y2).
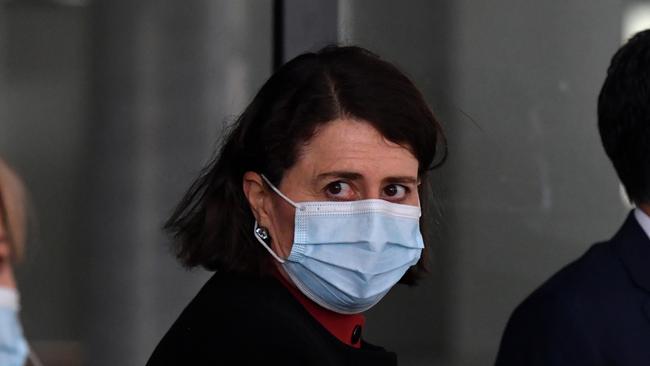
260;174;303;210
254;173;305;263
253;220;285;264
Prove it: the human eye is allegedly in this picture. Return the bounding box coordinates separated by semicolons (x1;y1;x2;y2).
324;181;355;200
382;184;409;201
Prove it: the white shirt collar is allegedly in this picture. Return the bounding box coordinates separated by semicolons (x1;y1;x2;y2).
633;208;650;241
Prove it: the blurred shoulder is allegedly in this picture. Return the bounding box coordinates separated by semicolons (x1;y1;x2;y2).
494;242;620;365
171;271;305;333
147;272;319;365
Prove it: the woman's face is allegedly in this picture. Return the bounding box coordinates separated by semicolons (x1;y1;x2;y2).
247;118;420;260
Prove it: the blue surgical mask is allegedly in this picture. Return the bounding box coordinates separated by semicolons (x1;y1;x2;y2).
0;288;29;366
254;175;424;314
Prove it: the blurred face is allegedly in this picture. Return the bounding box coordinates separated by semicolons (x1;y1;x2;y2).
0;206;9;263
0;199;17;289
245;118;420;260
0;207;4;239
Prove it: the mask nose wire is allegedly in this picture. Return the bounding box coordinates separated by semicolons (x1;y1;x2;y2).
260;174;303;210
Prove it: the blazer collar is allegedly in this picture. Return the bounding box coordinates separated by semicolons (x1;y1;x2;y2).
612;211;650;294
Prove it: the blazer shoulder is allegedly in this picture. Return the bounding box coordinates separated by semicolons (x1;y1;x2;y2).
496;215;650;366
528;240;622;303
494;243;614;365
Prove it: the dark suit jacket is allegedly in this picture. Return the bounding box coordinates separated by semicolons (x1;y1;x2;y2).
146;272;397;366
495;212;650;365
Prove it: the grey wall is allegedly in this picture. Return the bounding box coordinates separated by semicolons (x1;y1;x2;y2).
445;2;626;364
1;1;271;365
82;2;271;365
341;0;629;365
282;0;338;61
0;0;90;350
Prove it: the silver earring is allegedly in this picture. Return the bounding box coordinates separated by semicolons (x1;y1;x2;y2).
255;226;269;241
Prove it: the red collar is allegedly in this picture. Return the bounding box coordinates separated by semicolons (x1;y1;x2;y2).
272;269;366;348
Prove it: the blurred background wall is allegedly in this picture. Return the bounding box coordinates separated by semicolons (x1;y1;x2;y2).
0;0;643;365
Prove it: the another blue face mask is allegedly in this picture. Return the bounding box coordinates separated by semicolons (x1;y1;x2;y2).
0;288;29;366
254;175;424;314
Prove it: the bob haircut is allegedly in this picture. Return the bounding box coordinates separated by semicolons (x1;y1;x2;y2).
166;45;446;284
599;30;650;204
0;158;27;262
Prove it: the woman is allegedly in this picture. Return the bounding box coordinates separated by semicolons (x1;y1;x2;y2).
147;45;446;365
0;159;30;366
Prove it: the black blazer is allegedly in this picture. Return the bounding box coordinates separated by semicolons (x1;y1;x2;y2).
495;212;650;365
146;272;397;365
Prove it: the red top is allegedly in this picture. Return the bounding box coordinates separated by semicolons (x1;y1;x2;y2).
273;269;366;348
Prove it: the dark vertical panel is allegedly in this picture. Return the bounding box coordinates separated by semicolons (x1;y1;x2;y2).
273;0;284;70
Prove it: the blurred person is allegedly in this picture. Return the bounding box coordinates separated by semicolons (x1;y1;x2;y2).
0;158;29;366
146;45;446;365
495;30;650;365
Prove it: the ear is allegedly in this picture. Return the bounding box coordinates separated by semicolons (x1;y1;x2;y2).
242;171;272;225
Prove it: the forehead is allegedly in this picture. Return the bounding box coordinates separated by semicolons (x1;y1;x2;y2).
294;118;418;178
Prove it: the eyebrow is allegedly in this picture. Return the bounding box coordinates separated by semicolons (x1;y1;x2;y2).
383;176;419;185
315;171;363;182
314;171;418;185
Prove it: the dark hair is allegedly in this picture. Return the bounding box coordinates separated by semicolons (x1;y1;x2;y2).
599;30;650;204
166;45;446;284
